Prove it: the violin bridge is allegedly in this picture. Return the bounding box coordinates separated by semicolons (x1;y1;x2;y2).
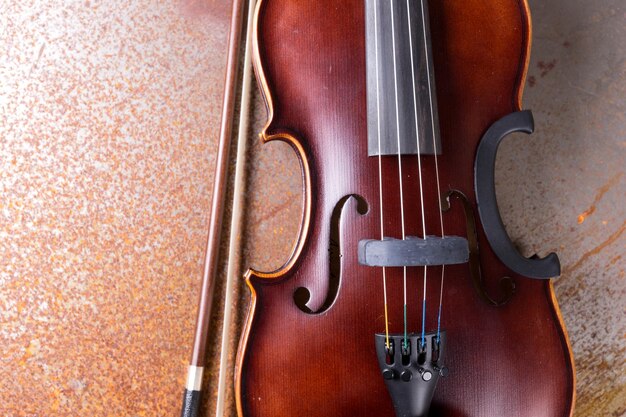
375;332;448;417
358;235;469;267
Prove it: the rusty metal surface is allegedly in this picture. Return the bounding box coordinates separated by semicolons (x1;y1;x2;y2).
0;0;623;416
0;0;232;415
498;1;625;415
242;1;625;416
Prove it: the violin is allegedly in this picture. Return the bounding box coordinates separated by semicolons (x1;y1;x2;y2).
182;0;576;416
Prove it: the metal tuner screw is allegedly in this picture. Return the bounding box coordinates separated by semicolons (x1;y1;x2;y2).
418;368;433;382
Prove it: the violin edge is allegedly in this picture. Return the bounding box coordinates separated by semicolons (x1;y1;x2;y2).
547;279;577;417
514;0;532;111
510;2;577;413
235;0;315;410
245;0;314;284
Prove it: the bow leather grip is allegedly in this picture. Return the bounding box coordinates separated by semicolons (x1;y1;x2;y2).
180;389;201;417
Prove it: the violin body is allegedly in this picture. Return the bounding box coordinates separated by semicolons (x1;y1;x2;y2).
235;0;575;416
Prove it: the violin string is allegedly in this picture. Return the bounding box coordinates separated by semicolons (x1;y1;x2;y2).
436;265;445;341
373;0;390;351
406;0;429;350
389;0;409;350
419;0;447;342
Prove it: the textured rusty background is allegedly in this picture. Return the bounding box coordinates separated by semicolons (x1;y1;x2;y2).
0;0;233;415
0;0;623;416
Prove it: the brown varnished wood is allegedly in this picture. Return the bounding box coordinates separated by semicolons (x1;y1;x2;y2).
236;0;575;416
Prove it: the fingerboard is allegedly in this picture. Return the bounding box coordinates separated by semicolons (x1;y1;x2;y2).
365;0;441;156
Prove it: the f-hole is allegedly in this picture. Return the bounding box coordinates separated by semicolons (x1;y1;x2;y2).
442;189;515;306
294;194;368;314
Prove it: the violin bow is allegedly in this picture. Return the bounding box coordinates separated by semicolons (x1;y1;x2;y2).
180;0;256;415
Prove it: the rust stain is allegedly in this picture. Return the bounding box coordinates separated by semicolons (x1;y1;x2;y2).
609;253;623;267
255;194;298;225
18;340;40;366
577;172;623;224
564;219;626;274
179;0;231;19
538;59;557;77
29;43;46;76
577;207;596;224
574;383;626;417
527;75;537;87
